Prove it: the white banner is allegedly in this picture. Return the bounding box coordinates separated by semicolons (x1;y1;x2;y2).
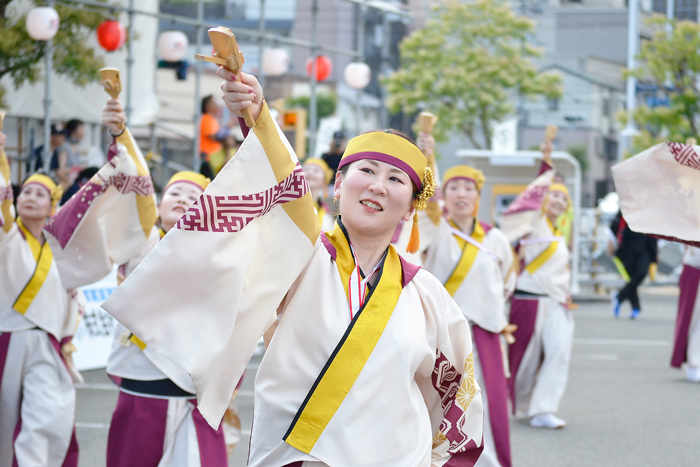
72;268;118;371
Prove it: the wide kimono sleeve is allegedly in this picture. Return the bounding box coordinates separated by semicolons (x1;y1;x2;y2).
417;274;484;467
102;101;320;428
498;161;555;244
612;142;700;246
43;129;157;289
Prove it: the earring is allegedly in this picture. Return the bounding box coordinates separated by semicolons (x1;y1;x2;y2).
333;193;340;203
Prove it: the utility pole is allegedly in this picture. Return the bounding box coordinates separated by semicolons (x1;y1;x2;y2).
619;0;639;162
258;0;266;89
193;0;204;170
309;0;319;158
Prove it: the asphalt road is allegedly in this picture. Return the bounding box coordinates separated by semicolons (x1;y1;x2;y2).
75;288;699;466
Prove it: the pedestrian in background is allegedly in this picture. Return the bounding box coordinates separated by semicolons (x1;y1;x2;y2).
608;210;658;319
320;130;347;173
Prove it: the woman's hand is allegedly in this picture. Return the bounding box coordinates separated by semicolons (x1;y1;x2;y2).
417;132;435;158
540;140;553;165
102;99;126;136
218;68;264;122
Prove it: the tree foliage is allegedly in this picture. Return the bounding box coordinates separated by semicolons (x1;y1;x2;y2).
384;0;561;148
620;16;700;153
0;0;110;109
286;93;338;126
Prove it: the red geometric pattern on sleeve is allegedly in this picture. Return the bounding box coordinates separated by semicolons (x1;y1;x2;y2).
175;163;308;233
432;351;473;453
668;142;700;171
101;173;155;197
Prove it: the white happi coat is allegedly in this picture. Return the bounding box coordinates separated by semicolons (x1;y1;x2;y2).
418;211;516;333
104;102;484;467
250;225;483;467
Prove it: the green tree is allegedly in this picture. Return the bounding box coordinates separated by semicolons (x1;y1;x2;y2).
566;144;589;173
285;93;338;127
384;0;561;148
0;0;109;108
619;16;700;154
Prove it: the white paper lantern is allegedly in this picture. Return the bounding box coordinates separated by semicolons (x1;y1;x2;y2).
26;7;60;41
344;62;371;89
158;31;189;62
261;47;290;76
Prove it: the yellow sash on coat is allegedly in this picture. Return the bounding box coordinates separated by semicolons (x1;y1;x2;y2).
443;220;486;297
13;218;54;314
524;218;561;275
284;221;404;453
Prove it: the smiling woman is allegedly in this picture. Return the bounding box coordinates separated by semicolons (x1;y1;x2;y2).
104;69;485;467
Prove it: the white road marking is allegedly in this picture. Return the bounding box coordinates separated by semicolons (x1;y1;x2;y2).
76;421;110;429
580;354;619;361
574;338;669;346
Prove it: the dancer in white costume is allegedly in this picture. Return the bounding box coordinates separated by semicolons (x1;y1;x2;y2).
104;163;228;466
501;140;573;430
671;246;700;382
104;69;485;467
403;133;515;467
0;101;157;467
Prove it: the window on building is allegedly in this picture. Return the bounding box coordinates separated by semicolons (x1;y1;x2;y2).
547;98;559;111
653;0;698;21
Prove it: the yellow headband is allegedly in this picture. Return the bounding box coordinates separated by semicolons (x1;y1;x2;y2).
339;132;428;188
335;131;436;255
443;165;485;191
164;171;210;194
22;174;63;214
550;182;570;199
303;158;333;185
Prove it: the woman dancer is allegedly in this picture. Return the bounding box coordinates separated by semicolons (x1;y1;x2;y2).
671;246;700;382
409;134;515;467
105;176;230;466
503;140;573;429
105;69;485;467
0;101;156;466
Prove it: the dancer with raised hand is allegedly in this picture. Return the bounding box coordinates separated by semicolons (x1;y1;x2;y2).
409;131;515;467
0;99;156;467
502;138;574;430
104;67;484;467
104;172;229;465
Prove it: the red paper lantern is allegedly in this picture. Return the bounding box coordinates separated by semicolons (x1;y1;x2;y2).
97;20;126;52
306;55;332;81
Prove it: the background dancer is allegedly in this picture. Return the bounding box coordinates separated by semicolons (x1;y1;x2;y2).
503;139;573;430
0;99;156;467
671;246;700;383
412;132;515;467
102;98;228;467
